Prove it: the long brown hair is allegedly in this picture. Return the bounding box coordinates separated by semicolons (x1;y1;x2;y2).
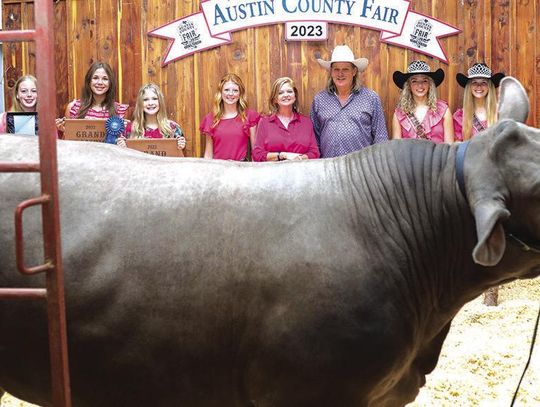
212;73;248;128
11;75;38;112
77;61;118;118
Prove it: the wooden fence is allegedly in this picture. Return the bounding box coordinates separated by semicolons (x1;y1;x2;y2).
3;0;539;157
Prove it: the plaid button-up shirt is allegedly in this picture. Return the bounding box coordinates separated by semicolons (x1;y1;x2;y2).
310;87;388;158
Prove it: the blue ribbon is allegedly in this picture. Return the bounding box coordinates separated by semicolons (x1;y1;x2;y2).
105;116;125;144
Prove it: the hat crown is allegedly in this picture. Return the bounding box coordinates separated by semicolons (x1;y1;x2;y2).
407;60;431;74
467;63;492;78
331;45;355;62
317;45;369;72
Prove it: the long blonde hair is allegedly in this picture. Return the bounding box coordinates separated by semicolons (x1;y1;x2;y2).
212;73;248;128
397;77;438;114
130;83;173;138
461;81;498;140
268;77;299;114
11;75;38;112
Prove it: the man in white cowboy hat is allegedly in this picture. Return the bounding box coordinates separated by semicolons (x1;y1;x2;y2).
310;45;388;158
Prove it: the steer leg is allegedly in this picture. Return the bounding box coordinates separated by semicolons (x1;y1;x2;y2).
483;286;499;306
369;323;453;406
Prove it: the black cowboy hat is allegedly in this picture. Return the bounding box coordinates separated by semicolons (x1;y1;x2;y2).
456;63;505;88
393;60;445;89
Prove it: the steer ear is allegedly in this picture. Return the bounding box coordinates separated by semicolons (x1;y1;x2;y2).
497;77;529;123
488;119;526;158
472;201;510;266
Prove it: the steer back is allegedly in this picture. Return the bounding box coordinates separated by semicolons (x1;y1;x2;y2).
0;77;539;407
1;140;405;407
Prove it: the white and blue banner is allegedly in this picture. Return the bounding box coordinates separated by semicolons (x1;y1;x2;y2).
149;0;460;66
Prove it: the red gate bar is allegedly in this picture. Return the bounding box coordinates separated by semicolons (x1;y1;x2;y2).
0;29;36;42
35;0;72;404
0;288;47;299
0;0;72;406
14;195;55;275
0;162;40;172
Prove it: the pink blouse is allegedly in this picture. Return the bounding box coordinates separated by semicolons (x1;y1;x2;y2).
58;99;128;140
394;100;449;143
68;99;129;119
200;109;260;161
252;113;320;161
0;112;6;133
124;121;183;139
452;108;487;141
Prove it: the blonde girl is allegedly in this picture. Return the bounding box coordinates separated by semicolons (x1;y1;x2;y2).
0;75;38;132
454;63;504;141
392;60;454;143
117;83;185;150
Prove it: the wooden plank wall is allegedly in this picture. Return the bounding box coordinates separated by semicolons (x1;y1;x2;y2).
2;0;539;157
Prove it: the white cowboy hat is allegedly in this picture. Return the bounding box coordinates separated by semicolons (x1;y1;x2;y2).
317;45;369;72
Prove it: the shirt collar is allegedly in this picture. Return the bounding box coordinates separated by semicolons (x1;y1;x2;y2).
269;112;300;123
333;87;362;101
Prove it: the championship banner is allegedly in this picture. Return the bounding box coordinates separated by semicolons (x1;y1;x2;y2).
125;139;185;157
149;0;460;66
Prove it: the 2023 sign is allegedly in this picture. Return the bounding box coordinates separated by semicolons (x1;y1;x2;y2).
285;22;328;41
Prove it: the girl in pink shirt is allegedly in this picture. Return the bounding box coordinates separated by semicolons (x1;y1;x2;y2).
253;77;319;161
391;61;454;143
453;63;504;141
200;73;260;161
117;83;186;151
55;62;129;134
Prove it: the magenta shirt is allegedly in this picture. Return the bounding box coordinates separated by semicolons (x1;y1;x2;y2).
200;109;260;161
452;108;487;141
252;113;320;161
124;120;183;139
394;100;449;143
0;112;6;133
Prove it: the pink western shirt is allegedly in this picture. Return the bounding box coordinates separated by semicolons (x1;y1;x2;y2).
252;112;320;162
200;109;260;161
394;100;449;143
452;108;487;141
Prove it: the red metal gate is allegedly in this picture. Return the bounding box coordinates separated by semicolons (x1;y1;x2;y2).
0;1;72;406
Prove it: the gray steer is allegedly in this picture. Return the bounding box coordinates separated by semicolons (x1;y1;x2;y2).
0;77;539;406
